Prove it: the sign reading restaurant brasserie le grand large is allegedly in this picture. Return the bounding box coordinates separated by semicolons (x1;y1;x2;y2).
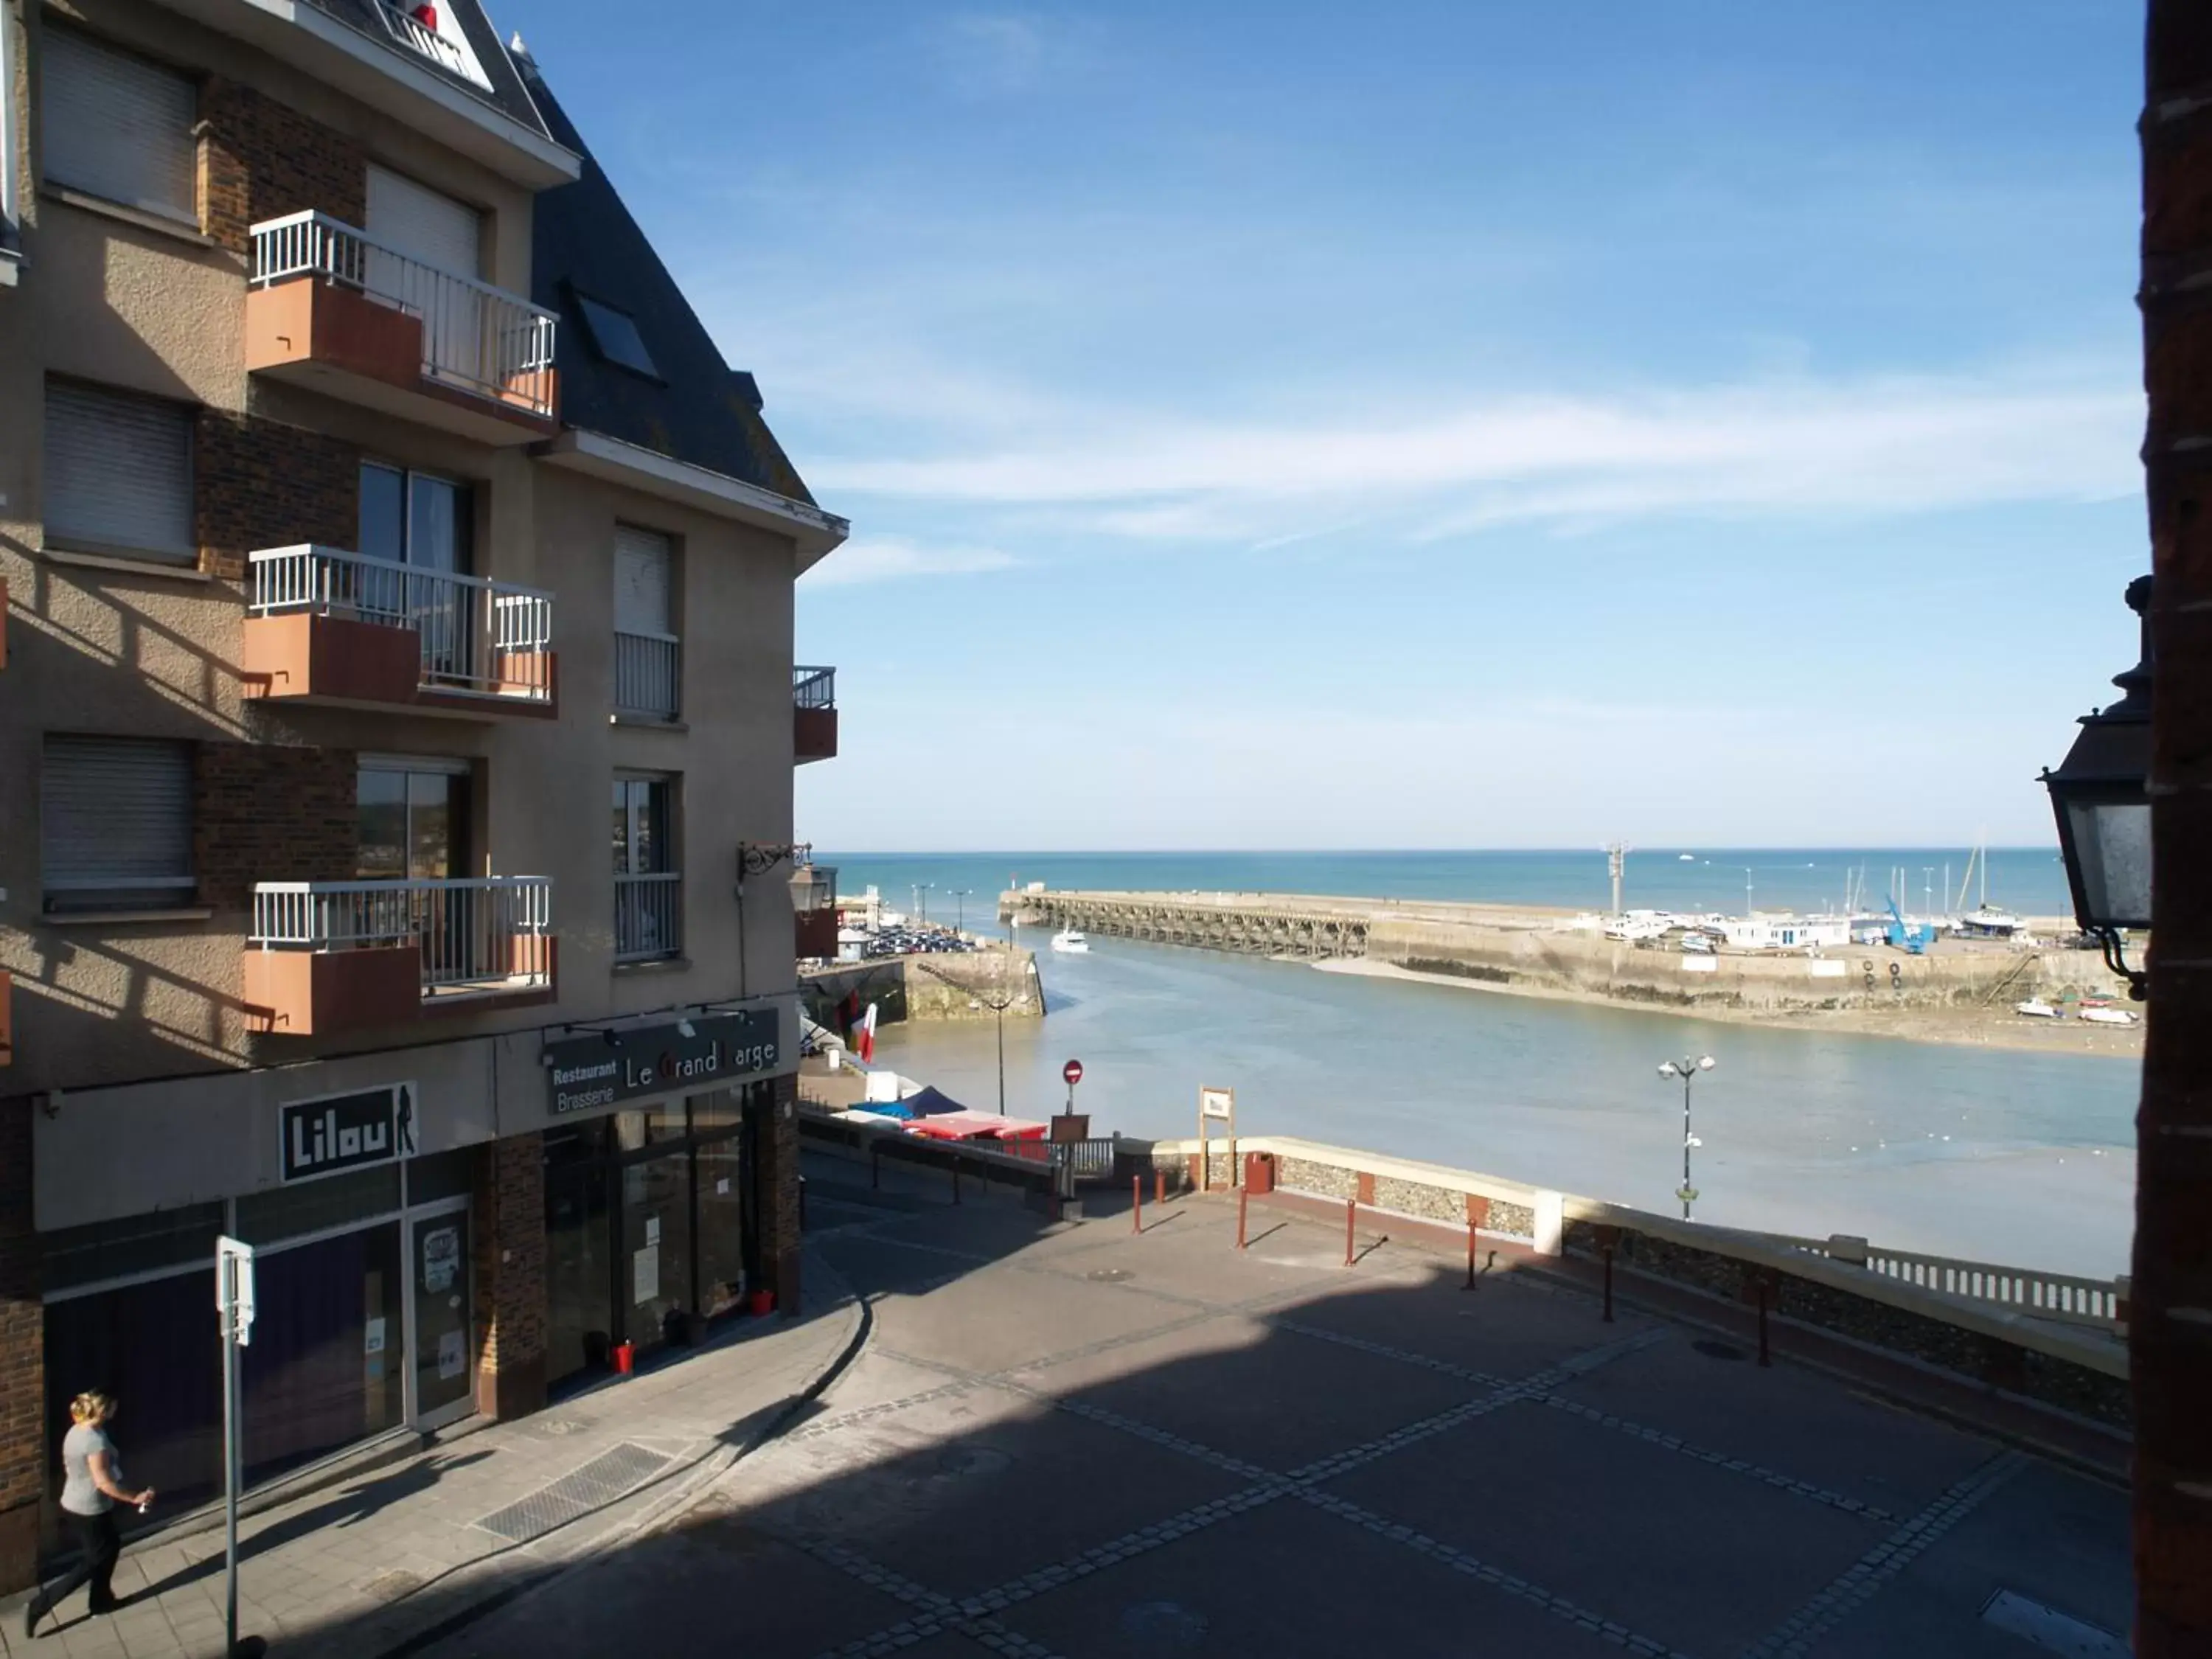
543;1010;781;1117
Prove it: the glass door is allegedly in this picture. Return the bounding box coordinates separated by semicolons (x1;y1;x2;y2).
408;1208;474;1427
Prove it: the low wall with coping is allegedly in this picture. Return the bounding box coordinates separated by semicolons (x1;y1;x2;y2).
1118;1133;2129;1430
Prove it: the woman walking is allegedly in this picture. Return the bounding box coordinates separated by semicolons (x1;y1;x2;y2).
23;1391;153;1638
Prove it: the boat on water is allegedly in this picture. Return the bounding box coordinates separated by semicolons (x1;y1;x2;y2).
1051;928;1091;953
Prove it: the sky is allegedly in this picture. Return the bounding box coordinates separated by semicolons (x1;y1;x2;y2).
508;1;2146;850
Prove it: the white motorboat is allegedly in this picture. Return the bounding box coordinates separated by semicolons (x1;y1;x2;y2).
2014;998;2062;1019
2079;1006;2139;1026
1050;928;1090;953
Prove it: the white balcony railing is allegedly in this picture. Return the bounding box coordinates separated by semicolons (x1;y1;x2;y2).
251;545;553;703
615;872;682;962
793;664;836;709
370;0;493;89
614;630;681;720
249;210;558;417
252;877;552;995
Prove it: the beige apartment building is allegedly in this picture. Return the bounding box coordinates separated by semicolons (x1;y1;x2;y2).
0;0;846;1591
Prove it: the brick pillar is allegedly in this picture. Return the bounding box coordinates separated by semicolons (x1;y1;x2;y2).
2138;7;2212;1650
473;1134;546;1421
768;1074;802;1313
0;1097;44;1593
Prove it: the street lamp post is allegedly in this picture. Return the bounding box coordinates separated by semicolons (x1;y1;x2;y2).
1656;1055;1715;1220
951;888;973;933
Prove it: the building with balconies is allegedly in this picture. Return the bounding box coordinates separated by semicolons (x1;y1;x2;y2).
0;0;845;1593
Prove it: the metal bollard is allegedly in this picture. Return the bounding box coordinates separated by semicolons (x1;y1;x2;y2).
1602;1246;1615;1323
1155;1169;1166;1207
1133;1175;1143;1234
1344;1197;1356;1267
1237;1186;1248;1251
1465;1222;1478;1290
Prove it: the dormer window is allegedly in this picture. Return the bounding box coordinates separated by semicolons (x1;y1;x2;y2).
573;293;661;380
372;0;493;91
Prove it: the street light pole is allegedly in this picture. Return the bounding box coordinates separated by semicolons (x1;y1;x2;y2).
951;888;973;933
1656;1055;1714;1220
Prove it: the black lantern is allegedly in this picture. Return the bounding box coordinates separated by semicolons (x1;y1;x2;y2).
2039;575;2153;998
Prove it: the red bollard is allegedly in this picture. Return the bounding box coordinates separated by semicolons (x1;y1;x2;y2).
1237;1186;1248;1250
1133;1174;1143;1234
1155;1169;1166;1207
1344;1197;1357;1267
1602;1246;1615;1323
1757;1278;1772;1367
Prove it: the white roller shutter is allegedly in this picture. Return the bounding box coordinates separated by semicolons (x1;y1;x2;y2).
44;381;195;563
42;737;195;905
613;526;672;636
366;165;482;277
41;28;195;223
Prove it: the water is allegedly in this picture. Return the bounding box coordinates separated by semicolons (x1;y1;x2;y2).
823;847;2073;929
827;849;2133;1276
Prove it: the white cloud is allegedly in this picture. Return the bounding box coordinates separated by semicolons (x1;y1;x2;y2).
803;536;1019;588
807;366;2141;541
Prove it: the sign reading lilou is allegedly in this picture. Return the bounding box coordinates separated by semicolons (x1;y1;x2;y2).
279;1085;417;1184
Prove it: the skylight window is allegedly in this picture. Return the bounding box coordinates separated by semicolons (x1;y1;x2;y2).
574;293;661;380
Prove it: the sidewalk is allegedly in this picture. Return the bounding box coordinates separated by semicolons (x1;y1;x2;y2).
1;1244;866;1659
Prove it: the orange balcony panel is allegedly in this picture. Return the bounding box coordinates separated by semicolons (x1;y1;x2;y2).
246;945;422;1037
794;704;838;764
246;279;557;446
0;969;12;1067
242;613;559;720
796;909;839;960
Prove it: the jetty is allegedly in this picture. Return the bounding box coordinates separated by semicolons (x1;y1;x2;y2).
1000;887;2129;1023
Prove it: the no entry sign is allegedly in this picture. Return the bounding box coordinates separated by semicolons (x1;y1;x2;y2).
1062;1059;1084;1086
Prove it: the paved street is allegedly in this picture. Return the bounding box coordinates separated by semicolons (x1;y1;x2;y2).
415;1152;2130;1659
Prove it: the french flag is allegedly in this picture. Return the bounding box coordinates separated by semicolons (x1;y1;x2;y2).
856;1001;878;1065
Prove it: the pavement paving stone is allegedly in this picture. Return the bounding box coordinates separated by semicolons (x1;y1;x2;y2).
861;1265;1200;1379
1546;1327;2000;1516
1321;1387;1885;1657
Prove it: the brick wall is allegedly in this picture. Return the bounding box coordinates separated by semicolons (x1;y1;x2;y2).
193;742;357;910
2138;7;2212;1650
195;412;360;581
768;1073;801;1312
473;1134;547;1420
0;1098;44;1594
198;77;366;257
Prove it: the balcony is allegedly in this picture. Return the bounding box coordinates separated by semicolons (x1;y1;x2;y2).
794;664;838;763
793;863;839;961
243;546;556;719
614;872;683;964
246;877;554;1035
613;631;681;722
246;212;558;444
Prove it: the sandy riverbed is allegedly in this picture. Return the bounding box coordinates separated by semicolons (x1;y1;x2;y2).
1313;957;2146;1059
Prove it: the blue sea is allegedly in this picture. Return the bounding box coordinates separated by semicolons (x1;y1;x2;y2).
817;847;2073;931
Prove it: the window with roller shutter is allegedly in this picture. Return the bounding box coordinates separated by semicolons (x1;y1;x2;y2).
44;380;196;564
40;27;196;224
42;736;196;914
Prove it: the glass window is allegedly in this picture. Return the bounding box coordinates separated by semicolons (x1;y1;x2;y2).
41;1201;225;1296
621;1155;691;1349
358;765;467;883
612;778;672;876
574;293;661;379
357;768;408;880
234;1165;402;1248
358;462;472;575
688;1089;741;1137
696;1137;748;1320
612;1105;684;1152
240;1222;404;1484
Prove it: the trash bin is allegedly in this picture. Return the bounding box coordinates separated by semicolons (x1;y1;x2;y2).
1244;1152;1276;1195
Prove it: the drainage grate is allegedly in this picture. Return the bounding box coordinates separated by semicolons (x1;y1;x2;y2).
474;1442;669;1543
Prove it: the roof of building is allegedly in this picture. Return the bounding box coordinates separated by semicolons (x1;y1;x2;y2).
513;53;817;507
301;0;554;140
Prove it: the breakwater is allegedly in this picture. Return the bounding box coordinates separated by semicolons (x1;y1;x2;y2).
1001;888;2131;1034
801;945;1046;1029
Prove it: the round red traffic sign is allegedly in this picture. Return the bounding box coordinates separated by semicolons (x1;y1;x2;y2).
1062;1059;1085;1086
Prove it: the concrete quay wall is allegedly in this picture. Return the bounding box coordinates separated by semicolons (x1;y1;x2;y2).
801;946;1046;1029
1003;888;2124;1015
